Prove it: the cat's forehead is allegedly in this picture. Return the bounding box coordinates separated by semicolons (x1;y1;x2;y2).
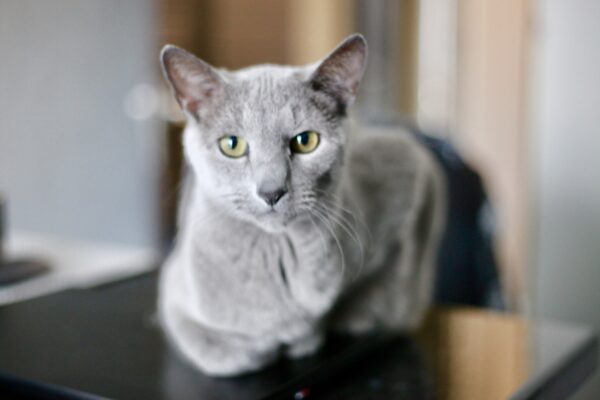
208;64;326;137
224;64;311;105
227;63;310;82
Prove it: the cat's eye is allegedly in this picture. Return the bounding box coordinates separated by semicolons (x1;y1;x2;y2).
218;136;248;158
290;131;320;154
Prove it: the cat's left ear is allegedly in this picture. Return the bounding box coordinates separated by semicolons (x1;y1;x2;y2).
160;45;225;119
309;34;368;111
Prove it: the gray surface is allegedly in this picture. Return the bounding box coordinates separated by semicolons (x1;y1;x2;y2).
0;0;163;248
533;0;600;398
513;321;597;399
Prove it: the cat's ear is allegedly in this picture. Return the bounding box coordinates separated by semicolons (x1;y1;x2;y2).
309;34;368;111
160;45;224;119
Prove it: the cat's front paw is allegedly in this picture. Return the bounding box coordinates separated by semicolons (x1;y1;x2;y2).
285;333;324;359
182;345;279;377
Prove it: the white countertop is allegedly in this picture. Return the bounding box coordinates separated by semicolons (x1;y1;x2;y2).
0;231;160;305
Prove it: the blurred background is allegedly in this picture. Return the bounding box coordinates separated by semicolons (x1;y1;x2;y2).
0;0;599;398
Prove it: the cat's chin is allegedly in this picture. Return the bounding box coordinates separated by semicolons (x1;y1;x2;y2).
252;211;293;234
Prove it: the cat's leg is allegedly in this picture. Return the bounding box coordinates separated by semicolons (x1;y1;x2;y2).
331;166;445;334
158;250;279;376
285;330;324;359
329;252;423;335
330;242;432;335
161;305;278;376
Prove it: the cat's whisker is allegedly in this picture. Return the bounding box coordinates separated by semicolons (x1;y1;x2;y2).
313;188;373;243
301;194;363;256
306;214;329;264
311;210;342;274
314;187;356;214
315;202;361;248
310;207;346;279
313;188;364;220
190;197;244;230
314;202;366;281
192;206;230;227
218;193;252;215
312;196;362;241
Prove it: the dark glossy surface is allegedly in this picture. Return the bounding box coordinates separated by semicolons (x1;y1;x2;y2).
0;272;596;399
0;273;416;400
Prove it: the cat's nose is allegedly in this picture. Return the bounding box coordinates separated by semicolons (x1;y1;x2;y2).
258;187;287;207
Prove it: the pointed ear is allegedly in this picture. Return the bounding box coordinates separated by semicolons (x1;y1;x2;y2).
160;45;225;119
309;34;368;110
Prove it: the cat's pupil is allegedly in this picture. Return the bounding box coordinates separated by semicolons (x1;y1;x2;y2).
228;136;238;149
298;133;309;145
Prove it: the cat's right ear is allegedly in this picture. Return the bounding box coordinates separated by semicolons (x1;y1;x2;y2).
308;34;368;113
160;45;224;119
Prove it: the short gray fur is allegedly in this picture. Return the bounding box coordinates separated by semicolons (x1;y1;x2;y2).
158;34;446;376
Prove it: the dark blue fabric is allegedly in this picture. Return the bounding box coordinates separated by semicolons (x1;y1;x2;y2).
411;127;505;309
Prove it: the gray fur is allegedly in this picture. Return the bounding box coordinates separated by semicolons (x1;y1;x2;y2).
158;34;446;376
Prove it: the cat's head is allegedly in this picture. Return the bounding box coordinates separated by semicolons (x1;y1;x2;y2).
161;34;367;233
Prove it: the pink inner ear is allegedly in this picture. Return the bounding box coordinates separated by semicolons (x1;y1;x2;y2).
311;35;367;105
162;46;224;118
182;99;200;115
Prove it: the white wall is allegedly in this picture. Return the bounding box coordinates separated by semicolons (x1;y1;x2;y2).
0;1;164;248
533;0;600;397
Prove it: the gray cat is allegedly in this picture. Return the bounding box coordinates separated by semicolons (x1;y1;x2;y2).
158;34;446;376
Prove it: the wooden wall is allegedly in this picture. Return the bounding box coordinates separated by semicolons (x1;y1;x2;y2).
454;0;532;309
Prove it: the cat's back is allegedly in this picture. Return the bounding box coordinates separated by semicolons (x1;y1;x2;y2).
346;124;441;199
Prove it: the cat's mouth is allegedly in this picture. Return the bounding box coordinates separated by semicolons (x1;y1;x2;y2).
253;208;295;232
259;208;284;220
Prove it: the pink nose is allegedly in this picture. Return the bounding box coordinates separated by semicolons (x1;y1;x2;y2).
258;188;287;206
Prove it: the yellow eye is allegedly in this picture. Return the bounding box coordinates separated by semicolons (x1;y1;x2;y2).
218;136;248;158
290;131;320;154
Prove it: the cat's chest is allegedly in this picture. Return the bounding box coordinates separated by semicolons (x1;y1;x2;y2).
183;227;340;334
